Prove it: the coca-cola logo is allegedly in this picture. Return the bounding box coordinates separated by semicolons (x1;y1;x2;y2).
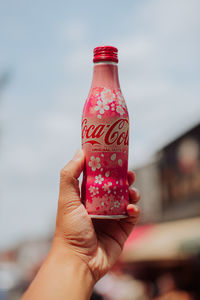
82;118;129;146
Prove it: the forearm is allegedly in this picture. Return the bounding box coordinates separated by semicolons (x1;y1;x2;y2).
22;245;94;300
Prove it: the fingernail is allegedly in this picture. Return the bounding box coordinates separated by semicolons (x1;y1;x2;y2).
73;149;83;161
133;205;139;213
135;188;140;199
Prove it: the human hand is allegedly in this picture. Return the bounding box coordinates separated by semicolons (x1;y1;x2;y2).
53;149;140;283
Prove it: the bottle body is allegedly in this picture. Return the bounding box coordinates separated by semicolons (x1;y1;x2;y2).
81;48;129;219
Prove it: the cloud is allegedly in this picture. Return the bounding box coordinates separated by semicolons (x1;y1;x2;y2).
60;19;89;43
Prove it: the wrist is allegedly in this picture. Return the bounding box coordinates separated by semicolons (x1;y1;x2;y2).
23;240;95;300
49;239;95;294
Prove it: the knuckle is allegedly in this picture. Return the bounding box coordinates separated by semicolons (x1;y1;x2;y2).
136;206;141;217
60;167;69;178
60;165;79;188
60;167;73;183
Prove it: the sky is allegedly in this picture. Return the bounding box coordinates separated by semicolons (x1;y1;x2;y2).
0;0;200;249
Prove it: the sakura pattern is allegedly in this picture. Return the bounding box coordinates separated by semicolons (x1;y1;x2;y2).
88;156;101;171
82;87;129;217
86;87;128;119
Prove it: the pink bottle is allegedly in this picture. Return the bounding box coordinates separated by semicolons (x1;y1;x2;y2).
81;46;129;219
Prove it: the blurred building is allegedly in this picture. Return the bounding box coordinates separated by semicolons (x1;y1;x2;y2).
135;122;200;224
121;122;200;299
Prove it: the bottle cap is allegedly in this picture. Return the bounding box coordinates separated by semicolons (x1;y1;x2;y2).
93;46;118;63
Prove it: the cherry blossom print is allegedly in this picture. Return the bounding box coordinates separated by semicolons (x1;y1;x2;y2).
89;156;101;171
119;98;127;110
86;195;109;213
111;153;116;161
82;86;129;216
118;159;122;167
105;171;110;177
114;201;120;208
111;103;115;111
90;106;96;114
95;100;109;115
107;194;115;202
89;186;99;197
89;196;103;208
116;105;125;116
90;97;98;106
101;88;115;104
116;91;127;109
103;182;112;193
95;174;104;184
101;201;105;207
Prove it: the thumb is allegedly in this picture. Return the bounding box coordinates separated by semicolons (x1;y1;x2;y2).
58;149;85;212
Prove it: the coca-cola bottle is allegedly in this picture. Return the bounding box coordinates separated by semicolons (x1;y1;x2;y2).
81;46;129;218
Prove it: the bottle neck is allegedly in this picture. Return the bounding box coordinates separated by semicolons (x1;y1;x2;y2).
90;62;120;90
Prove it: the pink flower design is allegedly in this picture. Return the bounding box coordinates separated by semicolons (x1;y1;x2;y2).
89;156;101;171
114;200;120;208
101;88;115;104
119;98;127;109
95;100;109;114
95;174;104;184
118;159;123;167
116;105;125;116
103;182;112;193
89;106;96;114
111;103;115;111
87;196;108;211
107;194;115;202
89;186;99;196
116;91;127;109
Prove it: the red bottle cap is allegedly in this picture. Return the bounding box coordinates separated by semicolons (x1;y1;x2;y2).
93;46;118;63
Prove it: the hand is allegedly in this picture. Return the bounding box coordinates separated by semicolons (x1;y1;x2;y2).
53;149;140;283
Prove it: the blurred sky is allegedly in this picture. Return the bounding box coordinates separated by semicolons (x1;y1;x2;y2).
0;0;200;249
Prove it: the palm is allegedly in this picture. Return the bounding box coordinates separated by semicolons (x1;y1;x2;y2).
56;157;139;282
59;200;135;281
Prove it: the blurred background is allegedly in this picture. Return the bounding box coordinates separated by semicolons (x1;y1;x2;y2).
0;0;200;299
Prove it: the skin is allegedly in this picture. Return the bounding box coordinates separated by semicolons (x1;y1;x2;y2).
22;149;140;300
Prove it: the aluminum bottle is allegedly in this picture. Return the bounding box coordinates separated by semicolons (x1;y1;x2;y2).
81;46;129;219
